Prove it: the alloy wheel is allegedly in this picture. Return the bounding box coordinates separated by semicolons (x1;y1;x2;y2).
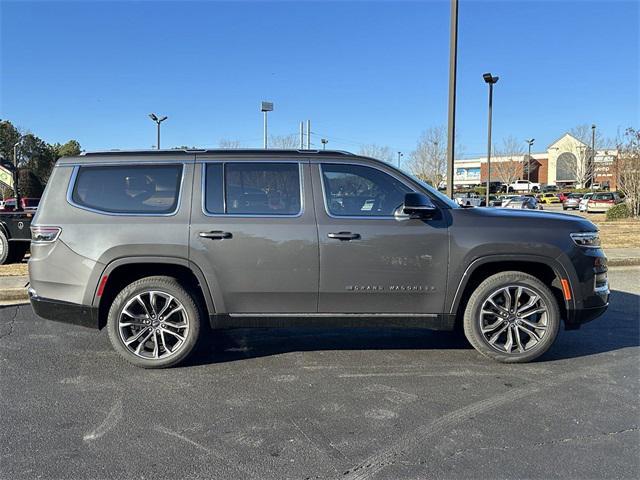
118;290;190;360
478;285;549;354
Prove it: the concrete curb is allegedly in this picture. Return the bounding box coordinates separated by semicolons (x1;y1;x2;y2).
608;258;640;267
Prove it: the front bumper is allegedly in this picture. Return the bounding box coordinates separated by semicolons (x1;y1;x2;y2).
29;289;99;329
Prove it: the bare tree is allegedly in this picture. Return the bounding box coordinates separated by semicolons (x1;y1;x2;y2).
407;127;447;186
492;135;524;190
359;144;395;164
218;139;243;149
615;128;640;217
269;134;299;149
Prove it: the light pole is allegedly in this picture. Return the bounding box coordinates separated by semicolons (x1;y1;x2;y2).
148;113;168;150
446;0;459;199
483;73;499;208
261;101;274;149
321;138;328;150
525;138;535;192
591;124;596;187
397;151;403;169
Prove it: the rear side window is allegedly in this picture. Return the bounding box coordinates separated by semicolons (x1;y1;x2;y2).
71;164;182;214
594;193;613;201
204;162;301;216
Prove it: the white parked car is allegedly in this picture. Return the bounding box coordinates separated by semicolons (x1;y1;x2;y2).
579;193;593;212
508;180;541;192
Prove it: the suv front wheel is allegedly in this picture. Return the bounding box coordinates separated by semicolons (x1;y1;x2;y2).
463;271;560;363
107;276;202;368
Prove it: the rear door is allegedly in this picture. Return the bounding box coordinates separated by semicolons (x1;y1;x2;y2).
189;157;318;313
312;160;449;314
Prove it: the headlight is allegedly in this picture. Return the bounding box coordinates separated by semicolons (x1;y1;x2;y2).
570;232;601;248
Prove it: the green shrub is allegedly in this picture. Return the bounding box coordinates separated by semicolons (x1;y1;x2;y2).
606;203;630;221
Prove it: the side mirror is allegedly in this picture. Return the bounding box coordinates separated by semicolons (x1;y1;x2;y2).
403;192;437;218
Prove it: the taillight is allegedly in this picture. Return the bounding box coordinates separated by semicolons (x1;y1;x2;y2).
30;226;61;243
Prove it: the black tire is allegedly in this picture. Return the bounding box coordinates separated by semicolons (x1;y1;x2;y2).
107;276;202;368
7;242;29;263
0;231;9;264
463;271;560;363
562;206;567;210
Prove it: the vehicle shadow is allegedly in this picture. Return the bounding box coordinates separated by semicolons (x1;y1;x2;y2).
186;289;639;366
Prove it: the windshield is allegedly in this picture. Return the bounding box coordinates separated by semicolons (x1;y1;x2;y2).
404;173;459;208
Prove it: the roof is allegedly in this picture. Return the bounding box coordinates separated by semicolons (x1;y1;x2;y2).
81;148;356;157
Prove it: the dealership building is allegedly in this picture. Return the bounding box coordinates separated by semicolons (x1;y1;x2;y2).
452;133;618;189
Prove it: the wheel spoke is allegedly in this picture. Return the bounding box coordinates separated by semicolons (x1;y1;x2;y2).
162;328;185;342
520;318;546;331
160;329;171;354
488;324;508;344
163;305;184;320
163;320;187;329
157;294;176;317
503;326;514;352
135;295;152;318
502;288;512;313
519;307;546;318
481;318;505;334
122;308;147;320
487;298;509;315
517;294;540;315
135;330;154;354
514;287;523;311
517;324;541;342
124;327;150;345
514;326;525;353
152;331;159;359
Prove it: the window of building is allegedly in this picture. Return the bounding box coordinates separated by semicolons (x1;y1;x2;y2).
71;164;182;214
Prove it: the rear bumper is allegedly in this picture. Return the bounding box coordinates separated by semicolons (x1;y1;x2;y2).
29;289;99;329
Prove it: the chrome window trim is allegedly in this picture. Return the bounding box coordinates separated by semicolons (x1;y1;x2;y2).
318;162;415;220
66;163;185;217
201;161;305;218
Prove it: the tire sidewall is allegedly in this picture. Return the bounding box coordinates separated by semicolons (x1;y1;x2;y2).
107;277;201;368
464;272;560;363
0;231;9;265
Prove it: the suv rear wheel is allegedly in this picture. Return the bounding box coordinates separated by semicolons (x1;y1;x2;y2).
463;271;560;363
106;276;202;368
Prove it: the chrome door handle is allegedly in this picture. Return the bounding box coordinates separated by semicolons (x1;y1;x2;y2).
327;232;360;241
199;231;232;240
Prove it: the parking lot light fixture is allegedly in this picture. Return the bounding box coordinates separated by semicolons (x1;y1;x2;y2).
261;101;274;149
483;73;499;207
148;113;168;150
525;138;535;191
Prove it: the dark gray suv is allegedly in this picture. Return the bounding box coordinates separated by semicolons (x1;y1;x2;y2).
28;149;609;367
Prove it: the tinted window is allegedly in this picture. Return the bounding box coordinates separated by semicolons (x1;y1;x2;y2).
594;193;613;201
321;164;412;217
204;162;301;215
71;164;182;214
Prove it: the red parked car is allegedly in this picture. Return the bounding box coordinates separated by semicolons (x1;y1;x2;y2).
587;192;623;213
0;197;40;211
557;192;570;202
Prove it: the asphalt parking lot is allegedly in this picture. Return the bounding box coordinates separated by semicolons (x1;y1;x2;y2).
1;267;638;480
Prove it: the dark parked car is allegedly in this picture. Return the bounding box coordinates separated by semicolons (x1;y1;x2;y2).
502;195;543;210
29;149;609;367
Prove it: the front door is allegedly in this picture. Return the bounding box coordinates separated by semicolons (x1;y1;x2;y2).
312;161;449;313
189;158;318;313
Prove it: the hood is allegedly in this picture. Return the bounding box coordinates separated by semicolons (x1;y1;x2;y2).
455;206;598;232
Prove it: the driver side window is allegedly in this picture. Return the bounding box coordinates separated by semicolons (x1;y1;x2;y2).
321;163;412;217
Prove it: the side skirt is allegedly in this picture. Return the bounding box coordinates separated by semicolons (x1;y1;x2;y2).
210;313;455;331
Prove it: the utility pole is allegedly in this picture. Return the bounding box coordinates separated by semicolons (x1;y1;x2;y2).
299;122;304;149
591;124;596;187
13;138;23;212
397;151;403;169
446;0;459;199
306;120;311;150
525;138;535;192
148;113;168;150
483;73;499;208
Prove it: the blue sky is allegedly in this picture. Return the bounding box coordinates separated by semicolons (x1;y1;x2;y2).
1;0;638;158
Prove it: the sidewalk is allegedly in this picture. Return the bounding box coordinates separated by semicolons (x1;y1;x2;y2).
1;249;638;305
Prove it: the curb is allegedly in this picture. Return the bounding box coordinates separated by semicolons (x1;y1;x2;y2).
0;288;28;303
608;258;640;267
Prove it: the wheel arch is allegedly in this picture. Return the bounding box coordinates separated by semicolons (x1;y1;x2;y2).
449;255;574;328
92;257;216;329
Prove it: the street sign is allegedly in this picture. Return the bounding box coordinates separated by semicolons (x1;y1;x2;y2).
0;165;13;189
